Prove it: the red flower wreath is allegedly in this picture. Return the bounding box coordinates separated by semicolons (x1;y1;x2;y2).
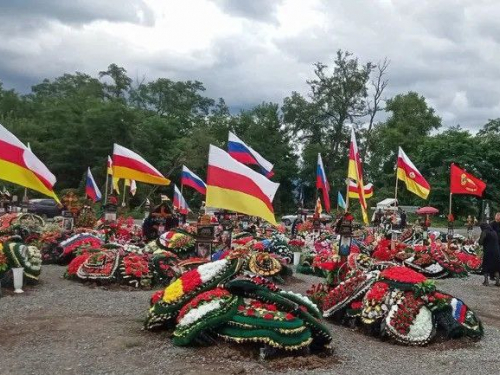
380;266;427;284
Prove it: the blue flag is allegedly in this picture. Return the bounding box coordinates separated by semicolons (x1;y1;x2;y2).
337;191;346;210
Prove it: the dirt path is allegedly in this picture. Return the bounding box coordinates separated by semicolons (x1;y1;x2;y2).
1;266;500;375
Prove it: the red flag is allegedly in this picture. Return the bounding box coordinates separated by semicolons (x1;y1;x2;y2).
450;163;486;197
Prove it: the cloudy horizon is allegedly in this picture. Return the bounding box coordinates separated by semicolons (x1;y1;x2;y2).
1;0;499;130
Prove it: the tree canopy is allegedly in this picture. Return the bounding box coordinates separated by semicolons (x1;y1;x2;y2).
0;55;497;219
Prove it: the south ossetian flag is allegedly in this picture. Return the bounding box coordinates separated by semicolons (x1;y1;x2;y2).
112;144;170;186
397;147;430;199
348;180;373;199
206;145;279;225
348;128;369;224
0;123;60;202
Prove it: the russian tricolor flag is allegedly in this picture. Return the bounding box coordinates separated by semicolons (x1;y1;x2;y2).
181;165;206;195
85;167;102;202
316;153;330;212
173;184;190;215
228;131;274;178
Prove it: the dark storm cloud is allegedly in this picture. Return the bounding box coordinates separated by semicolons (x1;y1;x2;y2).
1;0;500;130
0;0;154;26
210;0;283;23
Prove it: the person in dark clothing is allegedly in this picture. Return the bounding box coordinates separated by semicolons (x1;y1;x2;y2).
490;213;500;242
400;210;407;229
142;215;159;241
478;222;500;286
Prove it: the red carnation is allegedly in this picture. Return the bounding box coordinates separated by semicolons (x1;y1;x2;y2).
285;313;295;321
350;301;363;310
266;304;277;311
151;290;164;304
263;313;274;320
253;242;265;251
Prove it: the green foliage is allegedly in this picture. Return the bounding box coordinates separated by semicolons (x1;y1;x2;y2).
0;57;497;220
0;65;297;214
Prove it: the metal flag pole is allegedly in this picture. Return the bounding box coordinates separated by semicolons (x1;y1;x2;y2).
345;179;350;212
104;169;109;205
394;159;399;203
121;179;127;207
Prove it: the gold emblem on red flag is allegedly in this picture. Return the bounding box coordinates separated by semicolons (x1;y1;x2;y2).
460;173;477;192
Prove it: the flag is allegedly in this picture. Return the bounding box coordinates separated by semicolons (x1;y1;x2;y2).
347;128;369;223
315;197;323;215
337;192;346;210
206;145;279;225
450;163;486;197
397;147;430;199
112;178;120;194
228;131;274;178
173;184;189;214
112;144;170;186
129;180;137;196
316;153;331;212
107;156;113;175
181;165;206;195
0;123;60;202
85;168;102;202
348;181;374;199
107;156;120;193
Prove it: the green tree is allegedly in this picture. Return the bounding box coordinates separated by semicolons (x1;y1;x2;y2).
98;63;132;99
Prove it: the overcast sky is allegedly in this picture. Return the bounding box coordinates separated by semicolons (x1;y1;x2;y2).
1;0;499;129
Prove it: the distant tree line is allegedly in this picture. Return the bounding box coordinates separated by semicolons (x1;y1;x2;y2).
1;52;499;219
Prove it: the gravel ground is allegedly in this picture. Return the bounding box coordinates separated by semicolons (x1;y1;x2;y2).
1;266;500;375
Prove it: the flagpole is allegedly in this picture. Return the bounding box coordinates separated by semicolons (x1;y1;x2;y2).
104;171;109;205
394;166;399;203
448;193;453;217
345;179;350;212
121;179;127;207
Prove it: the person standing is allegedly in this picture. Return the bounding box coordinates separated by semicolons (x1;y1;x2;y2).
490;213;500;241
400;210;407;229
478;222;500;286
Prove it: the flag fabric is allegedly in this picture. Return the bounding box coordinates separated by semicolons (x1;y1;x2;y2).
337;191;346;210
316;153;331;212
348;128;369;224
0;123;60;202
112;178;120;194
206;145;279;225
181;165;206;195
107;156;120;193
348;181;374;199
450;163;486;197
397;147;430;199
315;197;323;215
107;156;113;175
173;184;189;214
129;180;137;196
85;168;102;202
227;131;274;178
112;144;170;186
